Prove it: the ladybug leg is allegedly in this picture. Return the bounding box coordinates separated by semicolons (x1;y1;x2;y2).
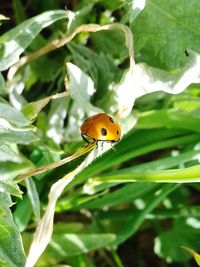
95;139;99;148
81;134;90;144
92;138;97;144
81;134;91;148
111;142;116;151
96;141;104;150
101;142;104;150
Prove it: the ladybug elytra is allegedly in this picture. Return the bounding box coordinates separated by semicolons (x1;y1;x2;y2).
80;113;121;144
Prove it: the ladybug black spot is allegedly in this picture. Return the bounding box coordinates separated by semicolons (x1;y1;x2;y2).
117;130;119;135
101;128;107;136
109;117;114;123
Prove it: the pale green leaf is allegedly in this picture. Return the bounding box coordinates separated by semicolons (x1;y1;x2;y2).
22;97;52;121
0;159;34;180
137;109;200;133
49;233;116;258
47;97;70;144
0;102;30;127
0;10;70;70
26;177;40;220
114;51;200;117
0;128;39;144
0;142;22;163
67;62;103;115
0;15;9;21
0;180;22;198
0;73;5;94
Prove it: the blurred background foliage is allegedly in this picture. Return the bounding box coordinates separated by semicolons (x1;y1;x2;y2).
1;0;200;266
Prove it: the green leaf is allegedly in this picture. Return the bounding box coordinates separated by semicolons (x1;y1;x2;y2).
0;128;39;144
29;55;62;83
22;94;58;121
67;4;93;32
0;192;25;266
0;73;5;94
74;183;159;210
122;0;147;23
133;0;200;70
89;163;200;187
0;102;30;127
172;91;200;116
13;194;32;232
182;247;200;266
0;158;34;197
129;0;147;22
0;10;70;71
49;233;116;258
110;184;178;246
0;180;22;198
0;14;9;27
47;97;70;144
58;145;200;211
23;232;115;264
91;30;128;62
13;0;27;24
68;43;119;94
137;109;200;133
114;50;200;117
77;132;199;186
155;218;200;262
0;160;34;180
66;62;103;115
0;142;22;163
26;177;40;220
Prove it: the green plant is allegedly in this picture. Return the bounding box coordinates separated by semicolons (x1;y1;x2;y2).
1;1;200;266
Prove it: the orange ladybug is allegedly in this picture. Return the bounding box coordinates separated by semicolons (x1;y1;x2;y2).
80;113;121;144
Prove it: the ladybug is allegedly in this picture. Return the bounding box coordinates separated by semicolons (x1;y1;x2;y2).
80;113;121;144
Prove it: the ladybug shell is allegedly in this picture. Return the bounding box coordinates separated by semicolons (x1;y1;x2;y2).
80;113;121;142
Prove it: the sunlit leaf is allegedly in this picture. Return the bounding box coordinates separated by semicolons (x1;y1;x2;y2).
114;50;200;117
0;159;34;180
0;142;22;163
0;128;39;144
22;92;68;122
49;233;116;257
0;10;70;70
0;179;22;198
0;102;30;127
25;143;111;267
26;177;40;220
67;62;103;115
47;96;69;144
137;108;200;133
122;0;147;23
133;0;200;69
